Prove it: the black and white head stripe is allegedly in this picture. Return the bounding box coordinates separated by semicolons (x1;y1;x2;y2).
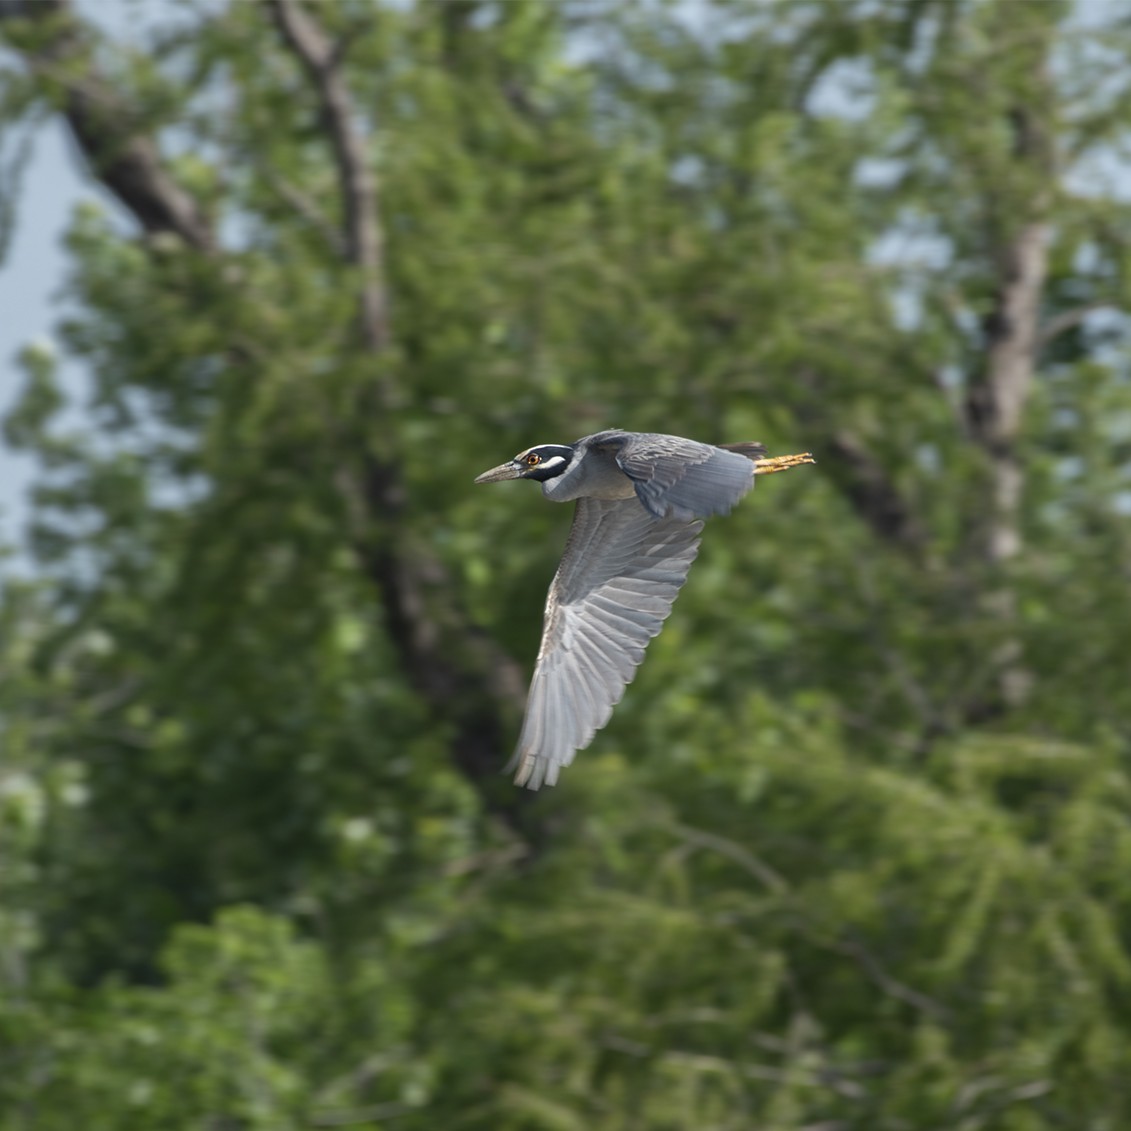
516;444;574;480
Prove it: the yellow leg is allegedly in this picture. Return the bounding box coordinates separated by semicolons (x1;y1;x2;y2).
752;451;816;476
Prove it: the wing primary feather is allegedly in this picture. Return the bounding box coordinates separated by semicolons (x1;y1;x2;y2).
510;496;703;788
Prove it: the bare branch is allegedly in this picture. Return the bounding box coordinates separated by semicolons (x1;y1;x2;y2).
1038;301;1108;348
312;1048;409;1111
825;428;928;552
825;935;949;1020
267;0;387;349
666;822;789;894
792;370;927;557
262;167;348;257
309;1101;414;1128
440;841;529;878
0;0;214;251
66;89;215;251
661;1050;869;1101
964;218;1050;562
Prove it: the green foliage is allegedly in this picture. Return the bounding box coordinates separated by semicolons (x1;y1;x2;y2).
2;1;1131;1128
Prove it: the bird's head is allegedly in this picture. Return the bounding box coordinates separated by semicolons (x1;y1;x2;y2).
474;444;574;484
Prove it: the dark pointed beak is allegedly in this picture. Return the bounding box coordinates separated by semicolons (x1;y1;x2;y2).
474;460;523;484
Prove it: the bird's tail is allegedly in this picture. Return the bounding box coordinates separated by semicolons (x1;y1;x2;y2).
718;441;768;460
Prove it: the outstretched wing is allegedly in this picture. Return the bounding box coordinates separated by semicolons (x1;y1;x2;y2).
592;432;763;522
509;496;702;789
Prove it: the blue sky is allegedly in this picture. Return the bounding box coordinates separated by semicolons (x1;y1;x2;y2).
0;118;93;562
0;0;167;566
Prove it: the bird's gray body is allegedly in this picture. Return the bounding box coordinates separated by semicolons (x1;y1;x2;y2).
476;429;769;789
541;430;758;516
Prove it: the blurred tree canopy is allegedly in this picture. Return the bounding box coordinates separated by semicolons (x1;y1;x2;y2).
2;0;1131;1127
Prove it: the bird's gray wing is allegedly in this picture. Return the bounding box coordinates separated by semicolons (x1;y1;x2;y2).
508;496;702;789
591;432;761;521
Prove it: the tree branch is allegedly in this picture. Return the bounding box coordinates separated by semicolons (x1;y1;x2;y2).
0;0;214;251
266;0;387;349
817;933;949;1020
660;1050;870;1101
1038;301;1107;349
824;428;928;552
264;1;528;814
964;218;1049;564
309;1101;414;1128
792;371;927;557
261;167;347;257
958;45;1057;712
665;822;789;894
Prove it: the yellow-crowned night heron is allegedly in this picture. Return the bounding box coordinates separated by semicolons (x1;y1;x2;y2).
475;429;814;789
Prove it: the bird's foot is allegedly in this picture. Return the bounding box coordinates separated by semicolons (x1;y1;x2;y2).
752;452;816;476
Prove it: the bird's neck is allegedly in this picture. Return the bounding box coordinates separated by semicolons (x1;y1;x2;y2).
542;448;636;503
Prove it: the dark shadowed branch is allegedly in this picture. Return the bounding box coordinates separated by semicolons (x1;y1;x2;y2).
823;428;927;553
792;370;928;559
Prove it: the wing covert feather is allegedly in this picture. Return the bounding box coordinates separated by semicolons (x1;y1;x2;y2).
509;497;703;789
589;432;759;521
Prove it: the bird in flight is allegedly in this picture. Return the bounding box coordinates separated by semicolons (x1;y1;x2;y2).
475;430;814;789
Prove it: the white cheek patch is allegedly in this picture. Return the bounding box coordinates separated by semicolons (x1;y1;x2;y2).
540;456;568;472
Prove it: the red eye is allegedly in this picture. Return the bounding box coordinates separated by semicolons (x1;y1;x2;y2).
525;453;541;466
